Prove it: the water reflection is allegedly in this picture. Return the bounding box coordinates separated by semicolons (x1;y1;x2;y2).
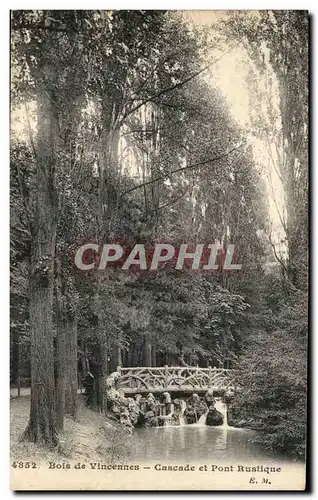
128;426;285;463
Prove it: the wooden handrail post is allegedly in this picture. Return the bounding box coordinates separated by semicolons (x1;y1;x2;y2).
117;366;121;375
164;365;169;389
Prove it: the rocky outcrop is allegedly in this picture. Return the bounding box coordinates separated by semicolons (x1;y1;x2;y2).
104;373;234;430
184;394;208;424
105;375;163;430
204;388;215;405
105;373;139;432
223;389;234;404
183;408;196;425
106;371;121;390
168;399;184;426
206;406;223;426
144;410;159;427
162;392;171;404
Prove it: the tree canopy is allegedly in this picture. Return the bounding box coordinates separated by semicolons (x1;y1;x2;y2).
10;10;308;458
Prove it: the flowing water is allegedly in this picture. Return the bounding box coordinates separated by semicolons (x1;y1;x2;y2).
127;401;294;464
163;403;175;427
197;411;208;426
179;400;186;426
214;397;228;428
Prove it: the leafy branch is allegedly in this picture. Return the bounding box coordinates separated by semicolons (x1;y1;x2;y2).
120;144;242;198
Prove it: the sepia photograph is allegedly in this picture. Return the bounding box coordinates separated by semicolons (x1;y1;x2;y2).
10;8;309;491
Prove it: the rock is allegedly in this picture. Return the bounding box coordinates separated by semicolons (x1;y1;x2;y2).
119;408;133;432
173;398;182;409
111;402;121;417
170;399;183;423
126;397;140;426
187;393;201;407
204;388;215;405
106;379;144;428
144;410;159;427
206;407;223;426
185;394;208;423
107;387;125;404
139;397;148;413
157;416;167;427
106;372;120;390
134;394;142;404
147;393;156;404
223;389;234;404
127;397;135;410
135;412;146;428
184;407;197;425
146;393;160;415
162;392;171;404
171;413;181;425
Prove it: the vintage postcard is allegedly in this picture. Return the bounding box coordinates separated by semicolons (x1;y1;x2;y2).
10;9;308;491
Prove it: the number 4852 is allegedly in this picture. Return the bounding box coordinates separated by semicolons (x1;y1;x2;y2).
11;462;37;468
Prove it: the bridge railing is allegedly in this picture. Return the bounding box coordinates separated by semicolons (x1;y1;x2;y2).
116;365;236;394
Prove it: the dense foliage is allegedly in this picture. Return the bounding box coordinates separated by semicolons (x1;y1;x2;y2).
10;10;308;457
220;10;308;459
229;278;307;458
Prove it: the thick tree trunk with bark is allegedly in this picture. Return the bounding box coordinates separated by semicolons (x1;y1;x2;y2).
65;317;78;417
24;71;58;446
25;265;57;445
55;320;66;430
55;253;65;430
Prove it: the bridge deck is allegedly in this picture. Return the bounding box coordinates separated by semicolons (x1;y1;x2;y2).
116;366;236;395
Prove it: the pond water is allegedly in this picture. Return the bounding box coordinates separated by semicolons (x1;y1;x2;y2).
128;425;292;464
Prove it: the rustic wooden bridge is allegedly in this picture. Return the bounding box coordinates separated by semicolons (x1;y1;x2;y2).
116;366;236;395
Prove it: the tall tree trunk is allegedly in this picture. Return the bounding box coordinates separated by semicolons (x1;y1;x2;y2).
99;343;108;412
95;121;120;410
24;71;58;446
92;343;108;413
151;344;156;367
55;321;66;430
111;343;122;372
11;330;19;385
65;316;78;417
144;337;152;366
87;343;108;413
55;254;65;430
25;276;57;445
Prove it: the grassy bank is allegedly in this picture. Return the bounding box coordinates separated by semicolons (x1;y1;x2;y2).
10;395;130;464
